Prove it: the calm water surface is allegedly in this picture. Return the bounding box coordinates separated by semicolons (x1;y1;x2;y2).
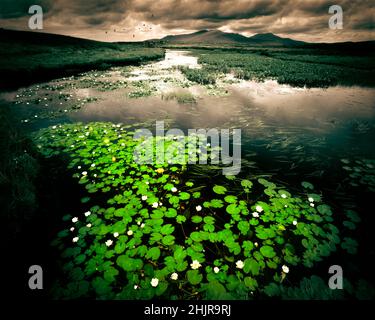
2;49;375;292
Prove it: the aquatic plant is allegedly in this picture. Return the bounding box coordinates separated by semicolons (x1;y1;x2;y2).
179;67;217;85
341;158;375;192
194;50;375;88
128;81;157;98
162;91;197;104
32;122;361;300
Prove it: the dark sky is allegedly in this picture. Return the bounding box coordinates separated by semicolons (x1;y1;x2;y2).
0;0;374;42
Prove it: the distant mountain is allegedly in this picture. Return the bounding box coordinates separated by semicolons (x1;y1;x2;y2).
163;29;251;44
161;29;305;46
247;32;305;46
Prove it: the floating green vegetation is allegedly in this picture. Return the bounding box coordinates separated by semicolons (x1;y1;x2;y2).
162;91;197;104
75;71;128;92
205;84;230;97
119;66;135;78
128;81;157;98
33;123;361;300
19;95;98;124
341;158;375;192
179;67;217;85
162;77;191;88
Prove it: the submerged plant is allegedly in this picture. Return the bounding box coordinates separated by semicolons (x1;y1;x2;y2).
341;158;375;192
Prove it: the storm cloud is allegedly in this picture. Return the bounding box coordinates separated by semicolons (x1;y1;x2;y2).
0;0;374;42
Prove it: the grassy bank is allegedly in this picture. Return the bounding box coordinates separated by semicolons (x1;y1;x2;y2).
0;29;165;90
190;48;375;88
0;107;39;235
0;106;86;297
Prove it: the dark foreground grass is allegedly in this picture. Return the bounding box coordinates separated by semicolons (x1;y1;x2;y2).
0;106;83;298
0;107;39;241
192;47;375;88
0;29;165;90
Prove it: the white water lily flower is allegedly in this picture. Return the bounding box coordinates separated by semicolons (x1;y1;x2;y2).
137;221;141;225
127;230;133;236
196;205;202;212
91;163;95;167
293;220;298;226
308;197;314;202
105;240;113;247
84;211;91;217
256;205;263;213
78;166;81;169
140;223;145;228
134;285;139;290
214;267;220;274
72;217;78;223
114;232;119;238
171;187;178;193
252;212;259;218
236;260;244;269
281;194;287;199
150;278;159;287
141;195;148;201
170;273;178;280
190;260;202;270
152;202;158;208
86;223;92;228
82;171;87;176
72;237;79;243
254;242;258;247
310;203;315;207
282;265;290;273
70;227;75;232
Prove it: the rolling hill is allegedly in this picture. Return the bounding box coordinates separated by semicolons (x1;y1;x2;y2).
161;29;306;46
0;29;164;90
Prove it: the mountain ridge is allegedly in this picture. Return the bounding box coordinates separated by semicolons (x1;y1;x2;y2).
161;29;306;46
